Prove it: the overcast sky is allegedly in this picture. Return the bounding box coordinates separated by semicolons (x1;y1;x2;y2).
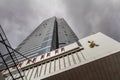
0;0;120;48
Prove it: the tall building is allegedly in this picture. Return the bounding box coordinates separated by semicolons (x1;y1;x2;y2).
14;17;78;62
0;17;78;71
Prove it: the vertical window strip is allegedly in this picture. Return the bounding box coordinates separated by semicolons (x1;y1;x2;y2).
51;60;54;73
63;56;66;68
71;53;76;64
59;57;61;70
24;69;29;80
27;68;33;80
73;53;79;64
68;54;71;66
26;68;30;77
60;56;64;69
34;66;38;78
40;64;46;76
49;61;51;73
39;64;43;77
29;67;34;80
44;63;47;75
45;61;50;74
23;70;27;80
54;59;56;72
80;51;86;60
76;52;81;62
55;58;60;71
64;55;69;67
31;67;37;79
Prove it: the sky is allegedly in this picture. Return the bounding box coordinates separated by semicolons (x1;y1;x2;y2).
0;0;120;48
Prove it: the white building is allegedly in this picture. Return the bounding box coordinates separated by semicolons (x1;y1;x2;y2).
2;32;120;80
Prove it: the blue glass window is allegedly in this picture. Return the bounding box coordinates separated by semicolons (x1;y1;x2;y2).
38;47;51;55
43;35;52;41
41;40;51;48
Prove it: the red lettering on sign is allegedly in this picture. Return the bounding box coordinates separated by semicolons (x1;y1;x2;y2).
47;52;50;57
41;55;44;59
26;59;31;65
18;62;23;67
32;58;36;62
61;47;65;52
55;49;58;54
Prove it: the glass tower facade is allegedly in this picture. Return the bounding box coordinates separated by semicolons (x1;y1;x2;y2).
8;17;79;63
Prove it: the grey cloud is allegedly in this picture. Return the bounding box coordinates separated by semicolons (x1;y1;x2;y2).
62;0;120;41
0;0;67;48
0;0;36;48
0;0;120;48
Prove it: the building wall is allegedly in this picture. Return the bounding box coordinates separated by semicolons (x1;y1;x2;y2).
44;51;120;80
4;45;85;80
3;32;120;80
5;45;120;80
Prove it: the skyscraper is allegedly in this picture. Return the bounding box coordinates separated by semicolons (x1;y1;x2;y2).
14;17;78;62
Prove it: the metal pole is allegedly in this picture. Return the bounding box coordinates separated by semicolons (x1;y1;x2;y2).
0;34;24;80
0;52;15;80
